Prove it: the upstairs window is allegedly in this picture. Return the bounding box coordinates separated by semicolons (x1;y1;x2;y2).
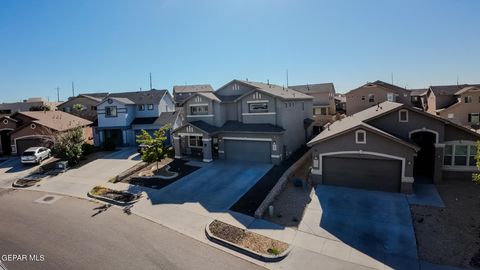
399;109;408;122
368;94;375;103
249;102;268;113
105;106;117;117
138;105;145;111
190;105;208;115
147;104;154;110
468;113;480;123
361;96;365;101
355;130;366;144
464;96;472;103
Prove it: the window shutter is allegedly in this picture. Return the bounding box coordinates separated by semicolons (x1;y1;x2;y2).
468;113;472;123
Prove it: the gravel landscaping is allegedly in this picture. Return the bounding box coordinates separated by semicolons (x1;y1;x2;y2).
90;186;140;203
123;159;200;189
208;220;288;256
411;180;480;268
231;146;309;216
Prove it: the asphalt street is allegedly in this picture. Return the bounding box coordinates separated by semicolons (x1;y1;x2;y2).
0;188;265;270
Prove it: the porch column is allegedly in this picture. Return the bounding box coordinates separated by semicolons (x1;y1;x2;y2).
433;144;445;184
173;136;182;159
122;130;128;146
202;137;213;162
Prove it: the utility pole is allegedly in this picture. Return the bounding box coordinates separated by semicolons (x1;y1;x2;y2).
71;81;75;97
55;87;60;102
286;69;289;88
149;72;153;90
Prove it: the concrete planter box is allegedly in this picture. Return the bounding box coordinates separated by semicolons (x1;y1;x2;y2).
205;221;292;262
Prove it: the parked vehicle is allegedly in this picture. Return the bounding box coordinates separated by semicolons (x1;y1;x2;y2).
21;147;51;165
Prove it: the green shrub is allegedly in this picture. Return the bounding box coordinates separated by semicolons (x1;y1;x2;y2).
81;143;96;156
267;248;281;255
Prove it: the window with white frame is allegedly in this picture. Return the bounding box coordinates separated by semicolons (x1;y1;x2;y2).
447;113;454;119
248;102;268;113
444;144;477;167
387;93;395;102
190;105;208;115
188;136;202;148
105;106;117;117
355;130;366;144
468;113;479;123
464;96;472;103
399;109;408;122
138;105;145;111
147;104;154;110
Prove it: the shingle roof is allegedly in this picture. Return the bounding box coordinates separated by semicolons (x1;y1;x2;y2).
454;86;480;95
348;80;408;95
173;84;214;94
181;120;285;135
409;88;428;96
107;89;168;105
131;110;180;127
430;84;480;96
17;111;92;132
220;121;285;133
236;80;314;100
307;102;417;149
289;83;335;94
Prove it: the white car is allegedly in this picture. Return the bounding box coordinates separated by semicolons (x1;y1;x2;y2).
21;147;51;164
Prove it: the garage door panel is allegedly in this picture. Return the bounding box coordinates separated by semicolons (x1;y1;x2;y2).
16;138;51;155
225;140;271;163
323;156;401;192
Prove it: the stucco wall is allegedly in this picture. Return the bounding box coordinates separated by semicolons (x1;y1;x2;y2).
58;97;100;121
346;85;411;115
438;90;480;126
97;100;135;128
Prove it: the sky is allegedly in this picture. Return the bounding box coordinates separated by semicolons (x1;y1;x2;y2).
0;0;479;102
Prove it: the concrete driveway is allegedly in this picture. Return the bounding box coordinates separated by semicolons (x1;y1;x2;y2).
143;161;272;212
299;185;418;270
28;148;141;197
0;157;52;188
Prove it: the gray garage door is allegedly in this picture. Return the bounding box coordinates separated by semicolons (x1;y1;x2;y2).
322;156;401;192
16;138;51;156
224;140;271;163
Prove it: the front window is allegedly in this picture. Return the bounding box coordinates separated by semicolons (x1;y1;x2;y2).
188;136;202;148
248;102;268;113
464;96;472;103
190;105;208;115
470;145;477;166
454;145;468;166
444;145;453;165
138;105;145;111
105;106;117;117
147;104;154;110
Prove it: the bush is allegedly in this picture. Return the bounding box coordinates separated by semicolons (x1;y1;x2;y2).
53;127;84;166
103;138;116;151
81;143;96;156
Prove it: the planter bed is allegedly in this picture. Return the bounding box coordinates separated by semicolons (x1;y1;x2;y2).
124;159;200;190
230;146;309;216
206;220;290;262
13;178;41;188
88;186;141;205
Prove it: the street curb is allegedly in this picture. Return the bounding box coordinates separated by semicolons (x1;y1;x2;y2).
87;191;141;206
204;220;292;262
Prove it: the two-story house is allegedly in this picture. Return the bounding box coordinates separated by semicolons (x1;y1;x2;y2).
172;84;214;106
171;80;314;164
96;89;178;147
346;80;412;115
58;93;109;122
436;86;480;129
289;83;336;134
0;97;58;116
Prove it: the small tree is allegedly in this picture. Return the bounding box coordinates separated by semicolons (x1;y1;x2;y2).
73;104;85;111
136;125;170;171
473;141;480;184
53;126;85;166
